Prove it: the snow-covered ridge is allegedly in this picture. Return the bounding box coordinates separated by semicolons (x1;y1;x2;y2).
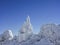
0;16;60;45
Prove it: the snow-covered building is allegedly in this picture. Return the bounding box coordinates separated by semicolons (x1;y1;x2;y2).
18;16;33;42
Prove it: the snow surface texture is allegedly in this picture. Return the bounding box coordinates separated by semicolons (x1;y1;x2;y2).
0;16;60;45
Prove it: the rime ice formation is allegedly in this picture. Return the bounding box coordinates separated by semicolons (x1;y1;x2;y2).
39;24;60;45
0;30;13;42
18;16;33;42
20;24;60;45
1;16;60;45
3;30;13;40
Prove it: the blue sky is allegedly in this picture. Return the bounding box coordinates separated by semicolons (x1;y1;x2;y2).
0;0;60;35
